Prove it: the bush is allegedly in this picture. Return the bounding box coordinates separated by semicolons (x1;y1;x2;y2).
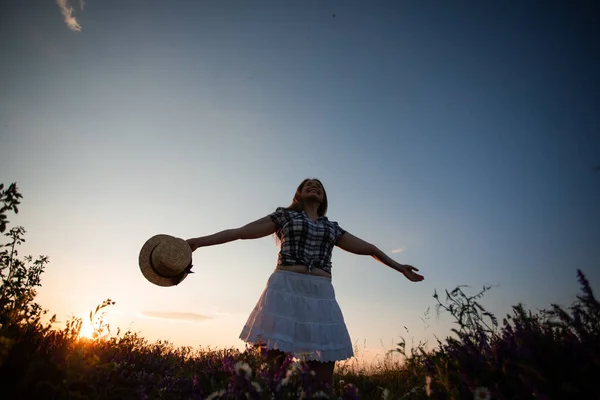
413;272;600;399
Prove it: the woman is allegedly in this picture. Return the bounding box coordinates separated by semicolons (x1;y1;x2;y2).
186;178;423;386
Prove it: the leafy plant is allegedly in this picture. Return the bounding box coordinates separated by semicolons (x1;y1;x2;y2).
412;272;600;399
0;182;54;337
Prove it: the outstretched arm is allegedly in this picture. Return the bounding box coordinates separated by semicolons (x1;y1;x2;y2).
336;233;424;282
186;216;277;252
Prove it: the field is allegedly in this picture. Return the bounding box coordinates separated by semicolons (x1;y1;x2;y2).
1;183;598;399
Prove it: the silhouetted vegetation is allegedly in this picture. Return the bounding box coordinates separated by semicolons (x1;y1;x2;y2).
1;182;598;399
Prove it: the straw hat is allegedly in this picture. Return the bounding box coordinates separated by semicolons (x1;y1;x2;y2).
139;234;193;287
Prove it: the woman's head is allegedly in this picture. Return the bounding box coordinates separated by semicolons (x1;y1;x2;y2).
288;178;328;216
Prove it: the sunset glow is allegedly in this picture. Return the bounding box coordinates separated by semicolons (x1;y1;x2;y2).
79;318;95;340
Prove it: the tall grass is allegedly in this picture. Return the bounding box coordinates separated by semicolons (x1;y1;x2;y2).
1;182;598;399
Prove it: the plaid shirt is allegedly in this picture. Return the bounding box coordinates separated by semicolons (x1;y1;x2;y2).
269;207;346;274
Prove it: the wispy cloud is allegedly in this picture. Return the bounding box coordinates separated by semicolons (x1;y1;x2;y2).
139;311;213;323
56;0;82;32
391;248;404;254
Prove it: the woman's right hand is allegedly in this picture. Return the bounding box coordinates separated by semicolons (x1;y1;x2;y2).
186;238;201;252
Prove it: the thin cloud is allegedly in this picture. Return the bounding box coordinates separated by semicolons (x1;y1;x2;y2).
56;0;82;32
140;311;213;323
391;248;404;254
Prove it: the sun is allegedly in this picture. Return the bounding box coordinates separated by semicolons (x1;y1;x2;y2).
79;318;95;339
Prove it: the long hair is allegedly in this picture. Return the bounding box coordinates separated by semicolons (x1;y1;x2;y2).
274;178;328;244
286;178;328;217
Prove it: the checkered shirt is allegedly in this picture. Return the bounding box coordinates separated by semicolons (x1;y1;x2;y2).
269;207;346;274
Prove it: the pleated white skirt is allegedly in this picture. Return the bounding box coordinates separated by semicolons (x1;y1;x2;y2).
239;269;354;362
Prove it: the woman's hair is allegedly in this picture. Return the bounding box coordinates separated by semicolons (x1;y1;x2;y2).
274;178;328;244
286;178;328;216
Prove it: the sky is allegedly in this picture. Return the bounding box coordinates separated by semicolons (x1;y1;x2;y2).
1;0;599;364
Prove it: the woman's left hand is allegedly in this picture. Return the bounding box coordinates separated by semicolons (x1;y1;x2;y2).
398;265;424;282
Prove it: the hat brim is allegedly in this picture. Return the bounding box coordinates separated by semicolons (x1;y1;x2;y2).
139;234;192;287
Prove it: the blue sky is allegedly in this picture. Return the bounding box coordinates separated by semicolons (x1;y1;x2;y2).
1;0;599;361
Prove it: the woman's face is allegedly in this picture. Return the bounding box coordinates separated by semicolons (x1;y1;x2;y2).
298;179;324;203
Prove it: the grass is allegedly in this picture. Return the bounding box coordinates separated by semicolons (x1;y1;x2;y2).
2;268;596;399
1;182;599;399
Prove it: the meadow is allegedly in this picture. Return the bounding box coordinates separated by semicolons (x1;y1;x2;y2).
1;182;598;399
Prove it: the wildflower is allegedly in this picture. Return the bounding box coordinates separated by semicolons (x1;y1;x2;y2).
426;376;432;397
343;383;360;400
279;361;300;387
279;371;293;387
206;389;225;400
380;387;389;400
234;361;252;379
290;361;301;373
297;387;307;399
401;386;421;399
251;381;262;393
313;390;330;398
279;375;290;387
222;355;235;372
473;387;491;400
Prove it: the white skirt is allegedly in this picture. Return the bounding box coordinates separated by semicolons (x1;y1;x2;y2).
239;269;354;362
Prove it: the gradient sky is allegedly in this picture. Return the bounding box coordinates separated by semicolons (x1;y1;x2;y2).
1;0;599;363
